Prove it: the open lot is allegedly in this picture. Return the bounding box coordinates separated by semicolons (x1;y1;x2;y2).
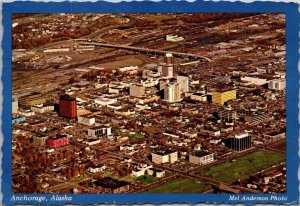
144;178;212;193
200;150;285;183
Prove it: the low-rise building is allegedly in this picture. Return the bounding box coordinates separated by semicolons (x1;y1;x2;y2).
138;95;160;104
114;109;135;116
85;139;101;146
131;164;153;177
18;92;46;107
241;76;268;86
33;135;48;146
78;115;95;126
12;116;26;125
191;93;207;102
94;97;117;106
88;127;112;138
92;177;130;193
47;135;69;148
189;151;214;165
31;104;54;113
88;166;101;173
218;110;238;121
18;110;35;117
151;149;178;164
166;34;184;42
268;79;286;90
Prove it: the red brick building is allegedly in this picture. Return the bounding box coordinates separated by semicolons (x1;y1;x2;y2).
47;135;69;148
59;95;77;118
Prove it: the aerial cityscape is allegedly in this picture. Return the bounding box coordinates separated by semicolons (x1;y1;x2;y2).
12;13;286;194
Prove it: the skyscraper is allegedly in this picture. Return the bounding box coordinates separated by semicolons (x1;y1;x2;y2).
59;95;77;119
129;84;146;97
176;75;189;93
164;53;174;65
161;53;174;78
164;82;181;103
224;133;252;152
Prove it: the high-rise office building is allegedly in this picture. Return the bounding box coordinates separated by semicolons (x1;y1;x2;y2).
176;75;189;93
164;82;181;103
12;99;18;114
129;84;146;97
160;53;174;78
224;133;252;152
212;89;236;105
59;95;77;119
164;53;174;65
161;65;173;78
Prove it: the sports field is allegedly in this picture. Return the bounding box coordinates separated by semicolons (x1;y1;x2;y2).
201;150;285;183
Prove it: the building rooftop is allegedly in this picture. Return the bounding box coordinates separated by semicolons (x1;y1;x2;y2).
93;177;129;189
60;94;76;101
234;133;249;139
152;148;176;156
191;151;213;157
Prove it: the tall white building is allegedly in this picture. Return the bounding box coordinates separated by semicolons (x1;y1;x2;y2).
176;75;189;93
161;65;173;78
164;82;181;103
160;53;174;78
12;99;18;114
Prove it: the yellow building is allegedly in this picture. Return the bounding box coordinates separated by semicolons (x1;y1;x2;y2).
138;95;160;104
212;89;236;105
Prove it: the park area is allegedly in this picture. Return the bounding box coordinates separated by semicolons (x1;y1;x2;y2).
144;178;212;193
200;150;285;183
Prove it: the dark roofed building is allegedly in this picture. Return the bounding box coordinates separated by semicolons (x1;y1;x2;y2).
189;151;214;165
18;92;46;108
92;177;130;193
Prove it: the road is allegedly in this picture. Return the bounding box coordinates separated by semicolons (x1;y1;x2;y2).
73;39;211;62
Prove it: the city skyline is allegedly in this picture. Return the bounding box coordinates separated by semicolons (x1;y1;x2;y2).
12;13;286;194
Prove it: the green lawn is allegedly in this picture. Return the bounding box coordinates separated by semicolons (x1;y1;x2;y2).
144;178;212;194
201;150;285;183
131;133;144;138
104;172;119;180
136;175;157;184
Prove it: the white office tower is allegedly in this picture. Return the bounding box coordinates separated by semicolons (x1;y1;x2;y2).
176;75;189;93
161;65;173;78
164;82;181;103
164;53;174;65
159;79;169;90
12;99;18;114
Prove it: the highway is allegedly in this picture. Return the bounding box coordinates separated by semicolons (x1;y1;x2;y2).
73;39;212;62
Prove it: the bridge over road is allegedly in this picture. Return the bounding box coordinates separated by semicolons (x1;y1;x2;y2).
73;39;212;62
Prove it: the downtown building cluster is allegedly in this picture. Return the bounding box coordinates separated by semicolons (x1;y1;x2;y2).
12;13;286;194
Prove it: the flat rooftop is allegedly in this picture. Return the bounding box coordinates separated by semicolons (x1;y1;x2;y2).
191;151;213;157
93;177;129;189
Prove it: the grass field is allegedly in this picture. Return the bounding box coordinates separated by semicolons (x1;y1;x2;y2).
201;150;285;183
144;178;212;193
131;132;144;139
136;175;158;184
